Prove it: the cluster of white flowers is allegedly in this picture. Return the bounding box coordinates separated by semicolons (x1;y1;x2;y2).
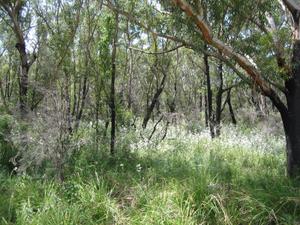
125;121;284;156
218;125;285;153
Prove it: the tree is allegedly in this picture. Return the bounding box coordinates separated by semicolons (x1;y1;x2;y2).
110;11;119;155
0;0;36;118
142;37;170;129
169;0;300;177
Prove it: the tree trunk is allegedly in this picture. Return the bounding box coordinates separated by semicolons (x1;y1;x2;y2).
268;39;300;178
227;89;237;125
74;74;89;130
285;126;300;177
63;70;73;134
283;40;300;177
215;62;223;137
142;73;167;129
204;93;208;127
110;13;119;156
204;48;215;138
126;20;134;110
16;43;30;118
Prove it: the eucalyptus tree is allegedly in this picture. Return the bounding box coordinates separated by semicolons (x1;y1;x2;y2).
110;11;119;155
0;39;19;113
0;0;36;118
162;0;300;177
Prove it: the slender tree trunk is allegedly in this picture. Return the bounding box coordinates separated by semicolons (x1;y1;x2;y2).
125;20;133;110
95;98;100;151
204;93;208;127
16;43;30;118
72;77;78;117
74;51;89;131
63;70;73;134
227;89;237;125
142;71;167;129
74;76;88;130
215;62;223;137
204;47;215;138
110;13;119;156
168;81;177;113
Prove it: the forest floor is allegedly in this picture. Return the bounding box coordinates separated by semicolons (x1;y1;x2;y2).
1;124;300;225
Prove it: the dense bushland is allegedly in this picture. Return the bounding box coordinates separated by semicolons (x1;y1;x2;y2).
1;1;300;224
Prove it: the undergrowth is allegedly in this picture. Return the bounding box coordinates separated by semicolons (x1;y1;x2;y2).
0;124;299;225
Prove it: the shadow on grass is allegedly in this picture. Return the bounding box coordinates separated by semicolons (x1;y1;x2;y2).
1;142;300;224
66;144;300;223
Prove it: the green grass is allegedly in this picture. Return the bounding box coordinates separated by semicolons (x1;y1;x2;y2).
0;126;300;225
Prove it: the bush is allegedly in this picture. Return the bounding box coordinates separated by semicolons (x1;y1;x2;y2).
0;115;17;172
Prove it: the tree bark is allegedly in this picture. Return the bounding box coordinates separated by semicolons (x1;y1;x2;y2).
278;0;300;177
16;43;30;118
74;71;89;130
227;89;237;125
125;20;134;110
283;40;300;177
215;62;223;137
142;70;167;129
204;93;208;127
63;70;73;134
110;13;119;156
204;49;215;138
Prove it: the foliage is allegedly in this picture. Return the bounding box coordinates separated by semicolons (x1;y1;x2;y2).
0;114;17;172
0;0;300;224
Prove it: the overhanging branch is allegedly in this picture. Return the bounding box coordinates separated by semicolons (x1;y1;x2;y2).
172;0;288;115
172;0;276;96
129;44;184;55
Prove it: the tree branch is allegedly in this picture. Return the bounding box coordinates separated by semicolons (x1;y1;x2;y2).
172;0;276;96
250;15;290;77
172;0;289;115
221;81;244;93
129;44;184;55
105;1;250;82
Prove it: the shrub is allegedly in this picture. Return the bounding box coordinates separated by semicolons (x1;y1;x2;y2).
0;114;17;172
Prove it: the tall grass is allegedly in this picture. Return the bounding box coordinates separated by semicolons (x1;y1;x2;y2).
0;124;299;225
